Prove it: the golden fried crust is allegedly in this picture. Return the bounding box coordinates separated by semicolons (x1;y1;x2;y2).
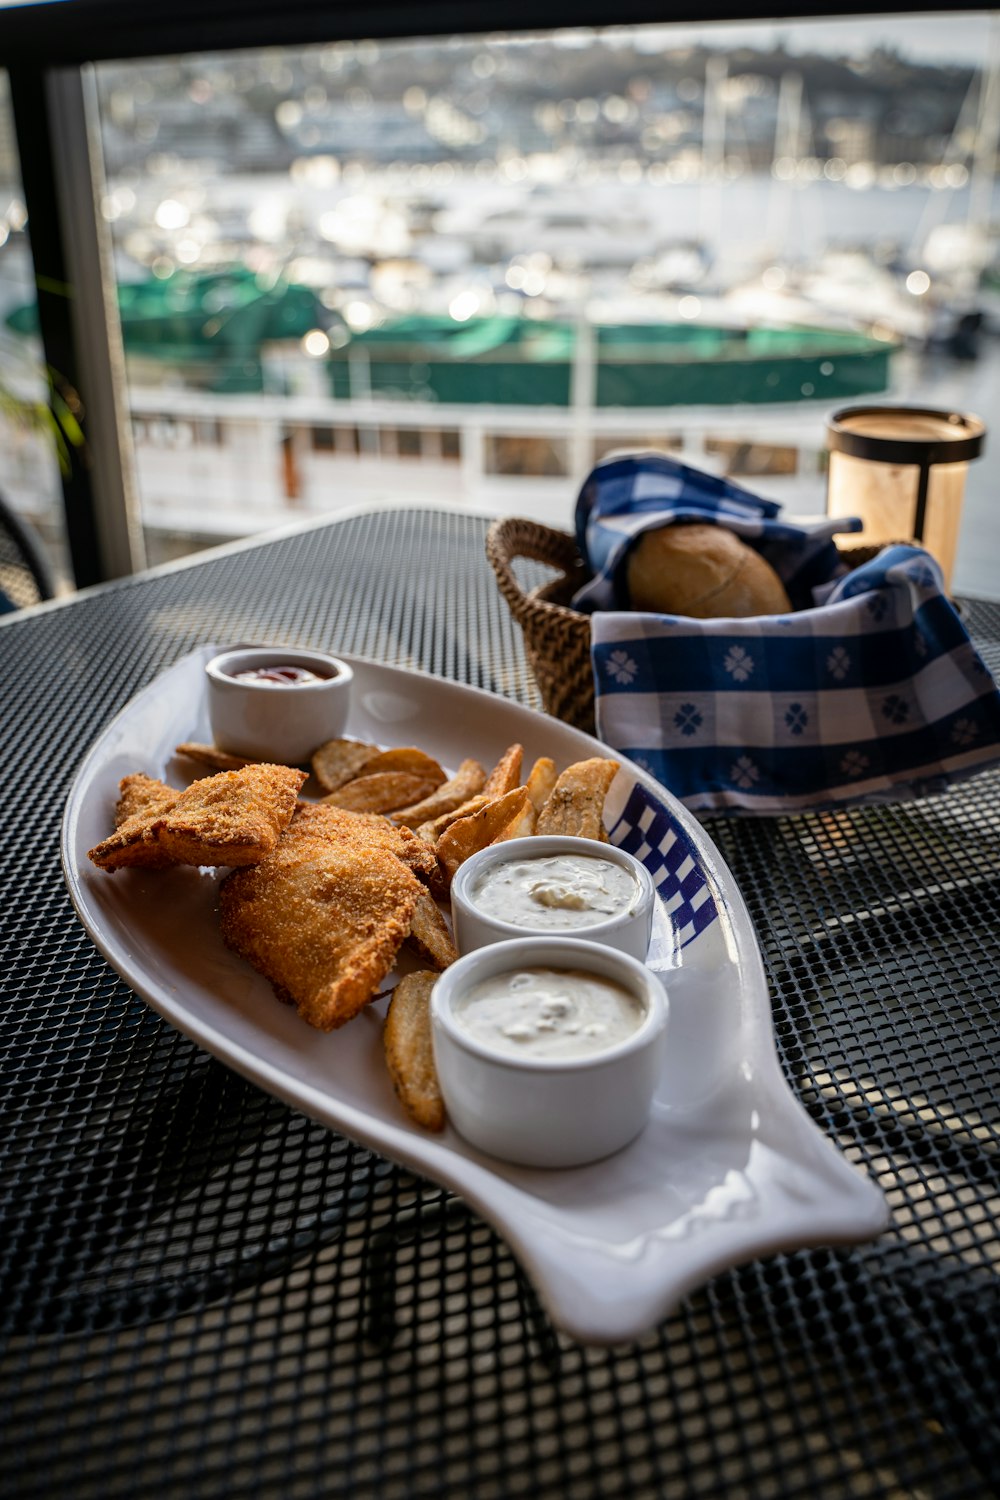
290;802;440;887
115;773;179;826
219;835;422;1030
101;775;184;870
88;763;305;872
156;764;305;865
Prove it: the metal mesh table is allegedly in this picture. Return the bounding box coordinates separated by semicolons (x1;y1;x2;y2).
3;507;999;1499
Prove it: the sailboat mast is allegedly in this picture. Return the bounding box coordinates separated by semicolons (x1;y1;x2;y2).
968;14;1000;235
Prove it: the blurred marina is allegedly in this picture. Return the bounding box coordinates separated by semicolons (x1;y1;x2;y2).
1;20;999;595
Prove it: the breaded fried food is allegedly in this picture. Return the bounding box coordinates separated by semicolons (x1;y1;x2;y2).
535;757;619;841
87;774;184;872
392;758;487;829
105;774;183;871
219;828;422;1030
115;773;179;826
290;802;440;888
89;763;305;872
383;971;446;1131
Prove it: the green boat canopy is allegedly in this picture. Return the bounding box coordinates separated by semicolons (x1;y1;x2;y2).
6;277;896;404
330;314;897;407
5;267;331;392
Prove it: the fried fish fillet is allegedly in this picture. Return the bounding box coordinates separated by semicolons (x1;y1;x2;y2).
219;825;423;1030
102;773;185;870
88;763;305;872
115;772;180;826
290;802;441;887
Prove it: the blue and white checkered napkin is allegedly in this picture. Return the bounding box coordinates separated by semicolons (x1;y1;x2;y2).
575;453;1000;814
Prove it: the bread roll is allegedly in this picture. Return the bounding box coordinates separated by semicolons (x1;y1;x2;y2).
625;522;792;618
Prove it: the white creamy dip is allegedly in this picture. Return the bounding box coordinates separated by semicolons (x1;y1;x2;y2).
470;853;638;932
453;966;646;1059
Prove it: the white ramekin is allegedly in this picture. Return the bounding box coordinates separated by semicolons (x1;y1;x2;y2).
450;835;655;961
431;936;668;1168
205;646;353;764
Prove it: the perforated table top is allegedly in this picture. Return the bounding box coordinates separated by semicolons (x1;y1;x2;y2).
3;507;999;1499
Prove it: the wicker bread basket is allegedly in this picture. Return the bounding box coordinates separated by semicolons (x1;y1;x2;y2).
485;515;888;737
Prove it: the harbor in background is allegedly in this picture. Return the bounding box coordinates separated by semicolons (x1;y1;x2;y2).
1;19;999;596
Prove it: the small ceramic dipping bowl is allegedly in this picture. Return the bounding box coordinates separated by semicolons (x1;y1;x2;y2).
431;936;668;1168
205;646;353;765
450;835;656;961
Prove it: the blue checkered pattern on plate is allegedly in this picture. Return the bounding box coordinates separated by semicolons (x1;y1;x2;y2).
606;778;718;948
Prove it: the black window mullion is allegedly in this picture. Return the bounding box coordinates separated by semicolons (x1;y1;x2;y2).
8;63;104;589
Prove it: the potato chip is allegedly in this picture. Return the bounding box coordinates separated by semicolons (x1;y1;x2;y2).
525;756;557;812
175;742;258;772
482;743;524;798
435;787;531;878
311;737;379;792
536;758;618;840
322;772;440;815
392;759;487;829
406;887;458;970
383;971;446;1131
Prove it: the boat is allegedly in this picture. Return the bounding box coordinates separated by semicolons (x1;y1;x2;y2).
2;270;900;553
326;312;896;408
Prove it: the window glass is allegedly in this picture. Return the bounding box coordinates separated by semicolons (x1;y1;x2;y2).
66;18;1000;592
0;70;74;597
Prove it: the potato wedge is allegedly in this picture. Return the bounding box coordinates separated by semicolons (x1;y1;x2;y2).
353;747;445;786
415;792;493;845
495;797;537;841
311;737;379;793
536;758;618;841
525;756;557;812
392;759;487;829
406;887;458;970
322;771;440;814
435;787;531;877
383;971;446;1131
482;743;524;798
175;742;258;772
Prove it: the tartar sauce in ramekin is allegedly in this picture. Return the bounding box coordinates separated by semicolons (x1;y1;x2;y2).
453;966;645;1060
470;853;638;932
